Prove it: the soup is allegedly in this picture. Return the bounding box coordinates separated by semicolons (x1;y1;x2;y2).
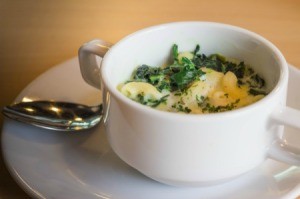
118;44;267;114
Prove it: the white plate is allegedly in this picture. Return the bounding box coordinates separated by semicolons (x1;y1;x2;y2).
2;58;300;199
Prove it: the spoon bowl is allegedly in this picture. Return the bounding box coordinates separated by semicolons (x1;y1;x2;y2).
2;101;103;131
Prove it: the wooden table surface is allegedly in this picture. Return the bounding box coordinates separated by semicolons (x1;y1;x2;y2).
1;0;300;198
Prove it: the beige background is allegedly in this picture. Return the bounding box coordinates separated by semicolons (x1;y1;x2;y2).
0;0;300;198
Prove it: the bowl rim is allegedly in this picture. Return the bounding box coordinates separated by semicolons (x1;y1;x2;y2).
101;21;288;121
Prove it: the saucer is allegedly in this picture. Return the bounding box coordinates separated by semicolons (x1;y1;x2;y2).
2;58;300;199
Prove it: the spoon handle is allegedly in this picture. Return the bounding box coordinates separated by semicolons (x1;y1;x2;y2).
2;101;102;131
3;106;69;130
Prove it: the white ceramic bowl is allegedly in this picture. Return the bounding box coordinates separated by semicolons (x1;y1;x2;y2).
79;22;300;186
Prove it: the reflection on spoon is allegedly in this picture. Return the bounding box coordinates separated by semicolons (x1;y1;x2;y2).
2;101;103;131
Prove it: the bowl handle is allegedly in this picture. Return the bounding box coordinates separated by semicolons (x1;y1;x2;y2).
269;106;300;165
78;39;113;89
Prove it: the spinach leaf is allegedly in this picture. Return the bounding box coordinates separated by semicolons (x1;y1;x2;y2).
132;44;265;96
172;44;179;63
248;89;267;96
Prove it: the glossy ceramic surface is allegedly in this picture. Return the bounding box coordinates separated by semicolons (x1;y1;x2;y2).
2;58;300;198
79;22;300;185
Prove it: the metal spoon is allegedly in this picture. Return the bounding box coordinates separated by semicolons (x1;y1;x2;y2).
2;101;103;131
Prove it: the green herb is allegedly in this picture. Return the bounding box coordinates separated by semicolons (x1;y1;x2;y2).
136;93;169;107
181;57;195;70
172;103;191;113
248;89;267;96
127;44;267;113
132;44;208;92
149;74;164;84
132;64;171;92
196;95;205;106
170;67;204;91
193;44;200;56
197;96;240;113
249;74;265;88
172;44;179;63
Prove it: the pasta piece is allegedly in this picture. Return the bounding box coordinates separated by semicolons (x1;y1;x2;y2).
210;91;231;107
222;71;248;99
202;68;224;90
120;82;163;100
181;69;224;108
